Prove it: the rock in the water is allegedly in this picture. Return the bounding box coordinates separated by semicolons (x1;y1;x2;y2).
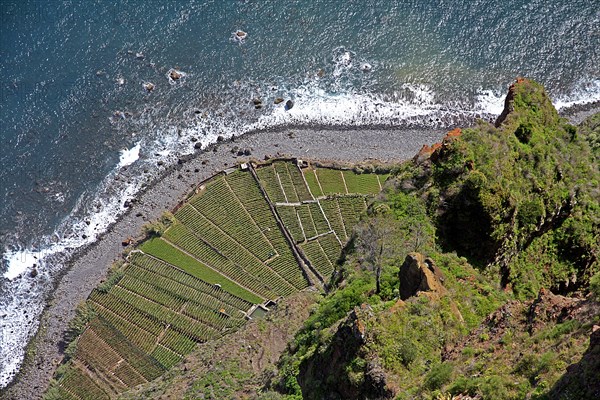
285;99;294;110
274;97;284;104
399;252;446;300
217;135;225;142
168;69;184;82
143;82;155;92
194;142;203;149
252;98;262;105
233;30;247;41
135;52;144;59
360;62;372;72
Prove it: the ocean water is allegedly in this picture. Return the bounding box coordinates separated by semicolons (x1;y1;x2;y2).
0;0;598;388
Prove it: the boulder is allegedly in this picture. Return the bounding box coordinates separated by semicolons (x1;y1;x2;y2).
399;253;446;300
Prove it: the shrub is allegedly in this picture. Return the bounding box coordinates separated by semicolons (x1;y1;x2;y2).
590;271;600;301
425;363;453;390
517;199;544;227
515;123;534;144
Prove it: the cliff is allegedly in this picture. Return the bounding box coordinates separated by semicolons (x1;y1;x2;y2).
85;80;599;400
266;80;599;400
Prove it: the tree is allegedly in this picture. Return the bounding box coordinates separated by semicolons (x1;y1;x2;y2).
356;213;394;294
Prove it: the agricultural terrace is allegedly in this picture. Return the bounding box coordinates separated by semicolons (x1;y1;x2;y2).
50;160;387;399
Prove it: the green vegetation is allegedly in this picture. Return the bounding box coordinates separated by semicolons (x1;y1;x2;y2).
47;80;598;399
48;160;386;400
262;80;599;400
140;237;262;304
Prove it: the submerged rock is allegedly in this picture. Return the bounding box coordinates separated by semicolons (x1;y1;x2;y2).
285;99;294;110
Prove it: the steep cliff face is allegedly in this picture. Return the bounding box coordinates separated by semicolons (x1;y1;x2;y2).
297;304;393;400
269;80;599;400
396;79;599;297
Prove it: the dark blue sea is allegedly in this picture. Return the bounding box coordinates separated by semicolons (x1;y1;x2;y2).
1;0;598;387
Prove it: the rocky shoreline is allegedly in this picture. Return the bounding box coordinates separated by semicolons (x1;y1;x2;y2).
1;125;446;400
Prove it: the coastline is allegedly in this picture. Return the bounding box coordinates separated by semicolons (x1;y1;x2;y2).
1;125;446;400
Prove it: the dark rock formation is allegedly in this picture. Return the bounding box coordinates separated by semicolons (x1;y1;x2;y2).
297;304;394;400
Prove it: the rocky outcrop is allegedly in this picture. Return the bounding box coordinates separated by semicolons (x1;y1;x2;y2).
495;77;526;127
527;288;581;334
297;304;394;400
399;253;446;300
413;128;462;164
548;324;600;399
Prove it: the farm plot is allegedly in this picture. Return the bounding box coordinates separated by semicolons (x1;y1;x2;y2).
256;165;287;203
286;163;313;201
188;177;275;262
300;239;334;278
342;170;381;194
52;161;383;399
139;236;263;304
276;205;304;242
319;198;347;241
58;364;110;400
302;168;323;198
315;168;347;195
273;162;300;203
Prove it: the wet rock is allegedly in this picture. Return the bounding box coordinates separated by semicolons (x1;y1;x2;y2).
157;160;164;166
194;142;203;149
252;98;262;105
169;69;183;81
217;135;225;142
360;62;372;72
274;97;284;104
316;68;325;77
143;82;155;92
255;104;263;110
233;30;247;41
285;99;294;110
244;148;252;156
29;268;38;278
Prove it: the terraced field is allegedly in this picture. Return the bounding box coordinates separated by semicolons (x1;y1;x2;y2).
50;160;387;399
